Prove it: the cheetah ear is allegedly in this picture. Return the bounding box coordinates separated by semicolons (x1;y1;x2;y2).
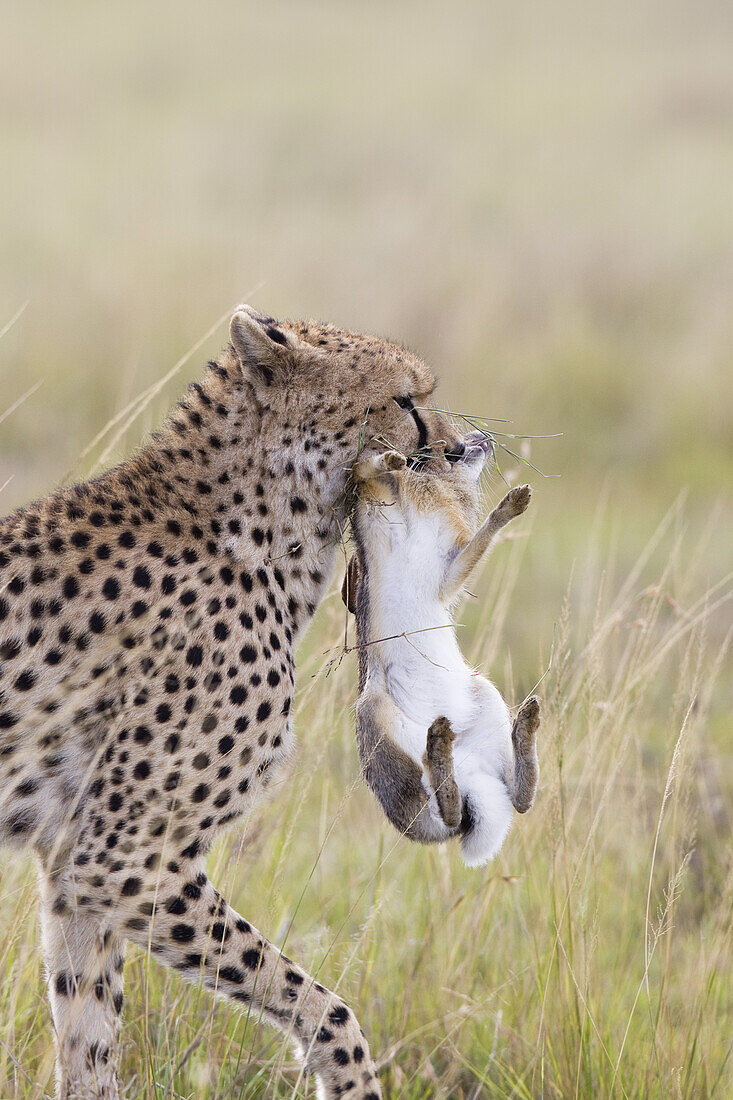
341;555;360;615
229;305;298;389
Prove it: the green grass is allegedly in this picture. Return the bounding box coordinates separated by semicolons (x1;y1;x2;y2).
0;510;730;1098
0;1;732;1096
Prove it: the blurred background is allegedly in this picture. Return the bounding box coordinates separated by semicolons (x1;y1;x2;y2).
1;2;731;1097
1;0;731;660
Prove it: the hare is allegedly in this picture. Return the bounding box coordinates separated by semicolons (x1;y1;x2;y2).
343;437;539;865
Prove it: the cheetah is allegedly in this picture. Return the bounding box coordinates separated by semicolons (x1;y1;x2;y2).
0;305;469;1100
343;443;539;865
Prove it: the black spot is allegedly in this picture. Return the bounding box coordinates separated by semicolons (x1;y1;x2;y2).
133;761;150;780
256;701;272;722
333;1048;350;1066
165;897;187;915
317;1026;334;1043
55;971;74;996
290;496;307;514
171;924;196;943
285;970;304;985
186;646;203;667
220;965;244;984
15;777;39;796
102;577;120;600
121;877;142;897
239;644;257;664
210;922;230;943
132;565;151;589
62;575;79;599
192;784;210;803
88;1041;110;1067
242;948;263;970
329;1005;350;1026
89;610;106;634
0;637;22;661
218;735;234;755
180;838;201;860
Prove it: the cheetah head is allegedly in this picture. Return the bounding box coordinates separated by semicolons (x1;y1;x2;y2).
228;304;467;477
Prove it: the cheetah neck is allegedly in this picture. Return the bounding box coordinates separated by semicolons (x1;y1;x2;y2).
120;354;351;633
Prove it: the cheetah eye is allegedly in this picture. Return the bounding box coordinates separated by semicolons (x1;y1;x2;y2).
393;396;414;411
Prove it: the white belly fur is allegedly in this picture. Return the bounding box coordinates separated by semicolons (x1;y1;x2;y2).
360;501;518;865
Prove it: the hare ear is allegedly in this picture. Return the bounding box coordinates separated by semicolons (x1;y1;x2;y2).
341;555;360;615
229;305;298;389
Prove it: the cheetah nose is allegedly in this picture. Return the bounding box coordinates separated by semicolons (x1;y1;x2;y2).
445;441;466;464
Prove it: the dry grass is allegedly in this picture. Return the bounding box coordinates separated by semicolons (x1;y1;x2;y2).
0;494;730;1099
1;1;732;1096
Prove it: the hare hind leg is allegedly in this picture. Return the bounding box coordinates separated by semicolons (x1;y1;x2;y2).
424;716;462;829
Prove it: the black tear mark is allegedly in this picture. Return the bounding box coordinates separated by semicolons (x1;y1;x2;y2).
395;396;428;462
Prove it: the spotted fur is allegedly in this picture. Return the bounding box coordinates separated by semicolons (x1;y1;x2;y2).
0;305;466;1100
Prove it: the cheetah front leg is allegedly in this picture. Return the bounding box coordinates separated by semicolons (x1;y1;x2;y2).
124;871;381;1099
38;873;126;1100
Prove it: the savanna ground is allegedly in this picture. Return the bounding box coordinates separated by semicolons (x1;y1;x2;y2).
0;1;731;1097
